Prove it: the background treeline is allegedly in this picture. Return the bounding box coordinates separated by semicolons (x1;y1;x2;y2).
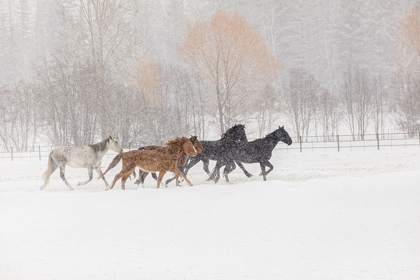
1;0;420;152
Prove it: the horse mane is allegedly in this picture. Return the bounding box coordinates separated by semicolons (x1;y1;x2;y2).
222;124;245;138
89;138;109;153
265;128;280;140
165;137;188;147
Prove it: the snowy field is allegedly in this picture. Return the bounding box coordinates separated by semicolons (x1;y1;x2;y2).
1;149;420;279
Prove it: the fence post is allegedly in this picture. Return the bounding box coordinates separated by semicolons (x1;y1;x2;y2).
11;147;13;161
38;146;41;161
299;136;302;153
376;133;380;150
337;135;340;152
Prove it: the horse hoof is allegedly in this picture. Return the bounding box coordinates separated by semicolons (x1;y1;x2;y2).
247;174;253;178
77;182;82;186
142;184;145;188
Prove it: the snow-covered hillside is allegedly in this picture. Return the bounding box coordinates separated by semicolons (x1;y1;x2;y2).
0;150;419;279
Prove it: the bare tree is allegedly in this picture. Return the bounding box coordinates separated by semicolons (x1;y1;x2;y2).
0;81;41;152
284;68;320;139
318;89;341;141
254;84;279;138
371;75;388;137
342;68;373;140
392;72;420;137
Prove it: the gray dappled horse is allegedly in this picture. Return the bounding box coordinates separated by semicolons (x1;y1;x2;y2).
41;136;123;190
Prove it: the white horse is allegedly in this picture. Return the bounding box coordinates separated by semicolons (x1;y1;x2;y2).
41;136;123;190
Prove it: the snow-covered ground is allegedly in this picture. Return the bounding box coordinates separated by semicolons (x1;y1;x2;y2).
0;150;420;279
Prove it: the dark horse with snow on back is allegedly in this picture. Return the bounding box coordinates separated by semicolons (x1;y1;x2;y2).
207;126;292;183
182;124;253;182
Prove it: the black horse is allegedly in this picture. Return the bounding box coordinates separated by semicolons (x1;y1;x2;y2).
182;124;253;181
207;126;292;183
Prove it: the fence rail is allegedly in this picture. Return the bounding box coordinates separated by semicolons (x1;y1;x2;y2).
1;132;419;161
277;132;420;153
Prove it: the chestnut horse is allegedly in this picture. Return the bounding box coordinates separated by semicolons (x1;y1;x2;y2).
134;136;204;187
100;137;198;190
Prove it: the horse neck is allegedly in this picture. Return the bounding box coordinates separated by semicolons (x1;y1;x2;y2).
264;132;281;147
90;139;110;157
166;143;184;159
221;130;240;141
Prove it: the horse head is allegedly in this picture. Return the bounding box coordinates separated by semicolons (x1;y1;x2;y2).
223;124;248;142
108;135;124;153
276;126;292;146
182;137;197;156
189;135;204;154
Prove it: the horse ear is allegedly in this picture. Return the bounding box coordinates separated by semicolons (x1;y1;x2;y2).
109;135;113;140
282;125;284;129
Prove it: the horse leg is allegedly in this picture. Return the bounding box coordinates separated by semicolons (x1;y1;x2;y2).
156;171;167;188
202;158;212;176
151;172;166;187
77;167;93;186
223;161;236;184
95;167;109;188
263;161;274;177
236;161;253;178
259;162;267;181
121;173;131;190
165;176;176;186
107;171;124;190
135;171;148;186
207;161;223;184
174;168;193;186
183;156;200;176
59;165;73;190
152;173;158;181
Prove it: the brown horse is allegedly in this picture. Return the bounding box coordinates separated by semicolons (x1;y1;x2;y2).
100;137;198;190
134;136;204;187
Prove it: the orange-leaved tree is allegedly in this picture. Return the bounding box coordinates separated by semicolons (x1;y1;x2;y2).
135;54;162;103
399;5;420;58
180;11;279;134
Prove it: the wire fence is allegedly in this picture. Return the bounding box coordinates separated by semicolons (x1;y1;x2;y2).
276;132;420;153
1;132;419;161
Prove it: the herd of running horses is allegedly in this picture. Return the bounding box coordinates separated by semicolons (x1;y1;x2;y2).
40;125;293;190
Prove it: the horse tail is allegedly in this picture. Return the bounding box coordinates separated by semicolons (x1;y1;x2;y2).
42;153;56;186
99;153;123;179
